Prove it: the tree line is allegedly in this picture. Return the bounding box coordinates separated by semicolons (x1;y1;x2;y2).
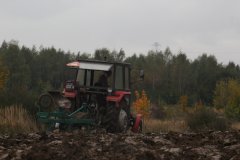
0;40;240;111
126;49;240;106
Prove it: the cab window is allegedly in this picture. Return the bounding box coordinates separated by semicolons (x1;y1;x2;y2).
125;67;130;90
76;69;85;85
115;65;124;90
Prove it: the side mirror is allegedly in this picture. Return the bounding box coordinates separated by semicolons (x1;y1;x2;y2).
140;69;144;80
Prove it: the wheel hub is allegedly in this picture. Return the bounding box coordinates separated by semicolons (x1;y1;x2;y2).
118;109;128;131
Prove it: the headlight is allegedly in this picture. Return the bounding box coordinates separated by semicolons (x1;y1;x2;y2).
57;98;71;108
107;88;112;93
66;83;74;90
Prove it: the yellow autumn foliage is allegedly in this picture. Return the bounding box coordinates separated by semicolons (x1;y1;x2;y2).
178;95;188;112
133;90;150;118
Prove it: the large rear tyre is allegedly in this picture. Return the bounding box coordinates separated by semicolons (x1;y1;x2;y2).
102;103;128;133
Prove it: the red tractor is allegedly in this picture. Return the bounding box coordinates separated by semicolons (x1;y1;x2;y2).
37;59;143;133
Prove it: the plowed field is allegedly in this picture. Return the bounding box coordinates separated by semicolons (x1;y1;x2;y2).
1;130;240;160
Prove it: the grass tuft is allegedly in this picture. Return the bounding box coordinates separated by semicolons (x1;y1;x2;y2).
0;105;38;134
143;119;188;133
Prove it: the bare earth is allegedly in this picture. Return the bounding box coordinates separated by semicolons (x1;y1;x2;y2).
1;130;240;160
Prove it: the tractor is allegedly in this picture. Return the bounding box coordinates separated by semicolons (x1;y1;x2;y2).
37;59;143;133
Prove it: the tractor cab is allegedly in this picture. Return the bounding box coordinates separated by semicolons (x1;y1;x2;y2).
63;60;131;108
37;59;142;133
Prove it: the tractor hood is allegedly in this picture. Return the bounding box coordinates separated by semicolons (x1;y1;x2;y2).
66;61;112;71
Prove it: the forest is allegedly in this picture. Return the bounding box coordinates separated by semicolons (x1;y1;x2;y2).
0;40;240;113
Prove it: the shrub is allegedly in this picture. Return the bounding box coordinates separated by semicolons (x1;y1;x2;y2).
150;103;166;119
187;108;229;131
133;90;151;118
214;79;240;119
178;95;188;112
0;57;8;90
225;105;240;120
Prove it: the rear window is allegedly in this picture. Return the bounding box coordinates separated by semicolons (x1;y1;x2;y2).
76;69;85;85
115;65;124;90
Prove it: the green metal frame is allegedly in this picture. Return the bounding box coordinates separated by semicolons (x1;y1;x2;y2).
37;103;95;128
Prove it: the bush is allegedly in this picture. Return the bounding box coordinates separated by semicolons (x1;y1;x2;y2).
225;105;240;120
187;108;229;131
214;79;240;119
133;90;151;118
150;103;166;119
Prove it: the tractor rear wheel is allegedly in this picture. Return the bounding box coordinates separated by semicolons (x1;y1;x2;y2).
102;103;128;133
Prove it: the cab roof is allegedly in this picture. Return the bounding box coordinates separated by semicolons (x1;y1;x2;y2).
66;59;131;71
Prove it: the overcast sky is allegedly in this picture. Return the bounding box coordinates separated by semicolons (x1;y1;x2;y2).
0;0;240;64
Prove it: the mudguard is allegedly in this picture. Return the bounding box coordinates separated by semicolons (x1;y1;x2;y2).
107;91;131;103
63;90;77;98
131;114;143;133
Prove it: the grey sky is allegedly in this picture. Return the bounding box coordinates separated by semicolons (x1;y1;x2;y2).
0;0;240;64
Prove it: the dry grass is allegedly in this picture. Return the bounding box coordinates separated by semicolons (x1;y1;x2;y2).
231;122;240;130
0;105;39;134
143;119;188;133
